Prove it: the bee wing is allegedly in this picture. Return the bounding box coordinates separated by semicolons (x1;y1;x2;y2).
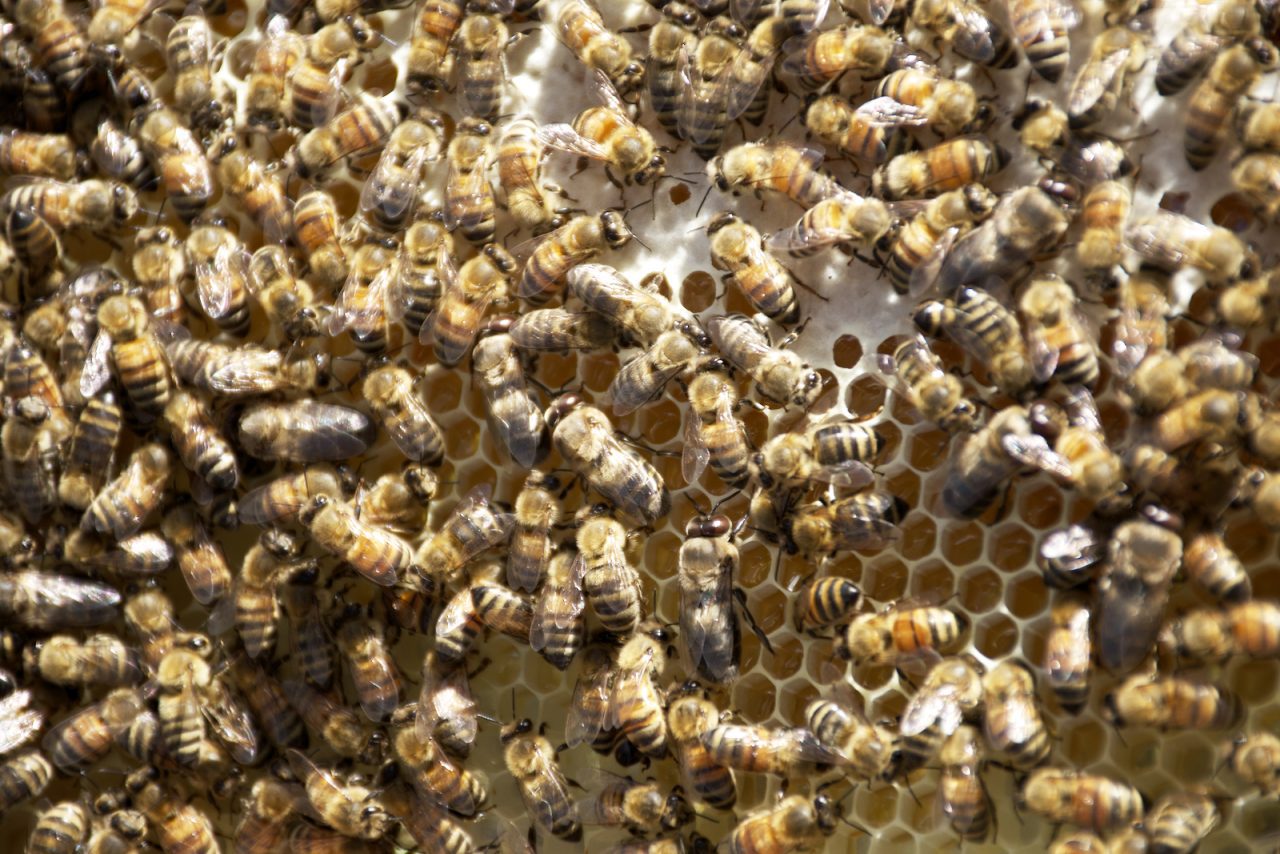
433;668;478;748
195;243;247;321
417;247;458;344
435;588;477;638
1025;322;1060;384
328;263;394;338
443;158;496;234
590;68;630;115
706;314;773;373
530;576;585;651
1111;306;1153;378
0;690;44;754
730;0;766;24
869;0;897;24
1009;0;1079;47
536;123;611;162
202;681;261;765
682;567;736;682
999;432;1073;480
724;46;778;122
1062;385;1102;433
415;659;441;742
565;662;613;748
1067;45;1133;120
382;389;436;461
609;347;688;416
606;655;656;732
80;328;112;399
360;148;427;227
950;5;1006;65
901;683;965;736
1045;608;1089;683
812;460;876;490
458;40;508;120
681;408;712;485
765;200;850;255
855;96;930;129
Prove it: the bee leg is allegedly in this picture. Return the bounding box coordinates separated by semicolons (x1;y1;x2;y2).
732;587;774;655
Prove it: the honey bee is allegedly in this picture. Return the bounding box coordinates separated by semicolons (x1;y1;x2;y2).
303;495;412;587
2;397;58;525
708;141;843;207
12;0;89;93
43;688;146;771
1044;597;1091;714
1182;531;1250;603
80;443;170;540
566;648;632;761
567;264;678;349
882;185;997;294
806;694;900;781
0;129;79;181
435;583;484;666
430;243;518;365
231;528;303;658
286;19;368;130
679;512;745;684
1180;336;1258;392
1054;396;1124;506
581;775;692;835
793;577;861;633
239;465;348;527
407;0;463;93
1004;0;1076;81
608;625;672;759
246;247;319;340
1021;768;1143;834
721;14;788;124
294;190;349;289
682;357;750;489
674;15;741;161
328;238;397;353
0;180;136;252
497;116;570;235
779;22;900;89
362;364;445;463
575;508;643;636
759;418;885;493
1097;515;1182;674
1228;600;1280;658
517;211;632;304
473;317;550;469
1230;732;1280;794
863;67;989;138
471;577;534;643
1151;389;1241;452
414;651;478;758
229;658;306;752
1156;0;1259;95
160;391;239;492
133;106;214;222
939;725;992;841
933;179;1076;294
913;284;1031;397
246;16;305;131
184;217;253;337
1106;673;1238;730
723;794;840;853
556;0;644;98
942;405;1072;518
768;190;894;260
215;145;292;246
1231;151;1280;217
610;326;703;415
357;117;442;237
982;661;1049;769
24;633;140;687
1238;100;1280;153
281;678;370;758
335;613;402;723
785;491;908;558
291;94;401;183
839;604;966;666
1067;25;1147;129
127;767;220;853
707;211;802;323
707;313;821;409
416;483;515;584
0;750;52;810
442;117;497;244
667;690;736;810
235;778;300;854
159;646;231;770
29;801;90;854
898;656;984;756
1074;179;1131;275
5;338;67;427
280;567;335;691
506;471;560;592
392;723;486;816
1186;37;1275;169
911;0;1017;67
502;718;582;840
1158;607;1234;664
287;749;392;840
873;137;1005;201
165;9;226;132
540;72;667;186
228;392;364;462
803;94;904;165
547;394;670;525
1145;793;1220;854
510;307;616;350
530;549;585;670
646;2;699;137
881;334;979;433
388;218;449;339
129;228;186;324
88;118;155;195
453;10;508;119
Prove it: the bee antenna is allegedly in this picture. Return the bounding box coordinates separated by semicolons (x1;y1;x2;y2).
683;493;709;515
695;182;716;217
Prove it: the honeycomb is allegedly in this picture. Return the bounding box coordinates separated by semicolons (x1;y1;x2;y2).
4;0;1280;851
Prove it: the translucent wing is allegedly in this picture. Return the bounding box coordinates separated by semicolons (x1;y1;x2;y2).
681;409;711;484
901;681;966;736
443;153;495;234
432;667;478;750
80;328;112;399
565;661;613;748
951;5;1004;64
608;346;689;416
813;459;876;489
328;263;393;338
436;588;477;637
590;68;629;115
0;690;44;754
530;572;585;651
417;247;458;344
1067;44;1133;120
730;0;767;24
607;655;656;732
196;242;248;321
999;432;1073;480
536;123;611;161
202;680;261;765
706;314;773;373
856;96;929;129
384;392;436;461
869;0;896;24
766;204;849;255
1026;322;1060;384
360;146;428;227
458;38;507;119
682;566;736;682
725;46;778;121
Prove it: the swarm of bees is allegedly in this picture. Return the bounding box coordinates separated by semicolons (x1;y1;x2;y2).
5;0;1280;850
